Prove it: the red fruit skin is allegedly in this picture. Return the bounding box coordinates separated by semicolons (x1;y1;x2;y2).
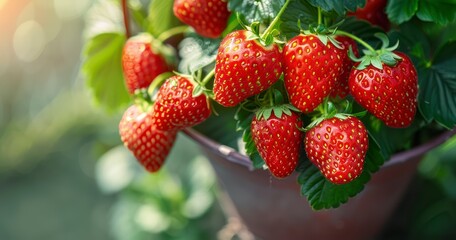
122;35;170;94
349;52;418;128
214;30;283;107
251;112;303;178
305;116;368;184
119;105;177;172
173;0;230;38
283;34;345;113
348;0;390;31
330;36;359;99
152;75;211;131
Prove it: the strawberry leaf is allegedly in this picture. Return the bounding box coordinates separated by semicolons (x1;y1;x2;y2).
361;114;421;160
178;34;220;74
298;137;385;210
386;0;419;24
387;0;456;25
228;0;285;25
418;41;456;129
147;0;181;37
82;32;130;113
281;0;318;38
416;0;456;25
307;0;365;16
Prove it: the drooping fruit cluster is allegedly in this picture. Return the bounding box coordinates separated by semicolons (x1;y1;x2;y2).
116;1;420;187
119;33;212;172
119;74;212;171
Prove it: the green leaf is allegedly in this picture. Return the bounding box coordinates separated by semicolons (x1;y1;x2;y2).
147;0;182;37
387;0;456;25
416;0;456;25
386;0;419;24
281;0;318;38
361;115;420;159
418;41;456;129
298;137;385;209
228;0;285;25
307;0;365;16
82;32;130;113
178;34;220;74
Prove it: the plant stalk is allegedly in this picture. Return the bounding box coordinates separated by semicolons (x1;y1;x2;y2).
260;0;291;39
157;25;189;43
121;0;131;38
201;69;215;86
336;30;376;53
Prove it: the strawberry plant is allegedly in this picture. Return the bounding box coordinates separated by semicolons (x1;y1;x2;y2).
82;0;456;210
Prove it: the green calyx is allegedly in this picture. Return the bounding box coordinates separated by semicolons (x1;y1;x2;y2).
133;88;153;112
303;99;366;131
239;0;291;47
190;68;214;98
347;33;402;70
303;24;343;49
255;104;300;121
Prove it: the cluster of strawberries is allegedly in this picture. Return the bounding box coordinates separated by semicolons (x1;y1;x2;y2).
119;0;418;185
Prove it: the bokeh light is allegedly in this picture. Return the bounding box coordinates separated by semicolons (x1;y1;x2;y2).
13;20;46;62
53;0;91;20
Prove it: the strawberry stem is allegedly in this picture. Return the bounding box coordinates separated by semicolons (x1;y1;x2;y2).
200;68;215;87
157;25;189;43
121;0;131;38
317;7;322;25
260;0;291;39
336;30;376;53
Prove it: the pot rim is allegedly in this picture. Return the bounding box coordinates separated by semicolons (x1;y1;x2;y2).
182;128;456;171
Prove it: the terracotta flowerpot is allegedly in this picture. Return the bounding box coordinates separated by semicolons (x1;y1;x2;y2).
183;129;456;240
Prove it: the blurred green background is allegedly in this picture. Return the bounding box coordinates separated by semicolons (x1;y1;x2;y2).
0;0;456;239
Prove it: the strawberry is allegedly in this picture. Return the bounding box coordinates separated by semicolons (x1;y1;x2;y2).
122;34;170;94
349;51;418;128
348;0;390;31
119;105;177;172
173;0;230;39
214;30;283;107
152;75;211;131
305;116;368;184
330;36;359;99
251;106;303;178
283;34;345;113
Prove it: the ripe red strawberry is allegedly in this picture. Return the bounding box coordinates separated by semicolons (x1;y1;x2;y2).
122;34;170;94
173;0;230;38
251;107;303;178
305;116;368;184
119;105;177;172
330;36;359;99
283;34;345;113
349;52;418;128
214;30;283;107
348;0;390;31
152;75;211;131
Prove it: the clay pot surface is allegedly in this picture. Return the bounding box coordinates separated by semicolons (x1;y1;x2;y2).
183;129;456;240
